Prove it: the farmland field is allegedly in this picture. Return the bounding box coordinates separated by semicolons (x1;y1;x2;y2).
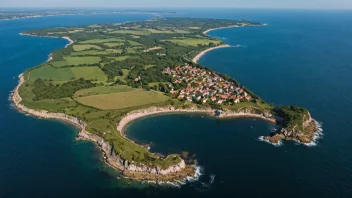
51;56;101;67
128;40;142;46
106;49;123;53
71;50;114;56
103;42;124;48
73;85;134;97
72;44;102;51
29;65;74;81
70;66;107;82
110;30;150;35
165;38;221;46
75;89;170;110
79;38;125;44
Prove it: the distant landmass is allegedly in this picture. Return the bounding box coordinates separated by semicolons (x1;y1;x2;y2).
11;17;319;183
0;9;176;21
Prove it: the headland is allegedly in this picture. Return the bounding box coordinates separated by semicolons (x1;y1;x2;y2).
12;17;320;183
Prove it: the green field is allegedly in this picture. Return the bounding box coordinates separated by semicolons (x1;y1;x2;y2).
174;29;191;34
147;29;174;34
75;89;170;110
115;69;129;82
80;38;125;44
51;56;102;67
72;44;102;51
110;30;150;35
71;50;114;56
112;56;130;61
104;42;124;48
74;85;134;97
70;66;107;82
165;38;221;46
106;49;123;53
126;48;138;54
29;65;74;81
128;40;142;46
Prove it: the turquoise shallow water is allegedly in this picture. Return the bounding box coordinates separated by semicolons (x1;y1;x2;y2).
1;9;352;197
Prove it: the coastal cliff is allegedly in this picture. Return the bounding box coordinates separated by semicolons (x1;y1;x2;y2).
12;74;196;183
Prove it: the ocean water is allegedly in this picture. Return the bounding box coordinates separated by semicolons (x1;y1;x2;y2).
1;9;352;197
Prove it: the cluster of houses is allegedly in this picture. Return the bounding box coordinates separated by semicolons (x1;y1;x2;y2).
163;64;252;104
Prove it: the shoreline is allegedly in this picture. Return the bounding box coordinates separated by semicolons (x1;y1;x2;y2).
11;73;197;183
192;44;231;63
192;23;264;64
117;106;277;137
20;33;74;48
203;24;241;35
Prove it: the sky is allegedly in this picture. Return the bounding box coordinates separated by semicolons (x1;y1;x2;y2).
0;0;351;9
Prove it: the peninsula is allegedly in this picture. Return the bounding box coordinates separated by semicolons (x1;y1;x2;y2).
12;17;318;183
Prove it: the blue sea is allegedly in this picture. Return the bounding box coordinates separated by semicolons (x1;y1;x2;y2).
1;9;352;197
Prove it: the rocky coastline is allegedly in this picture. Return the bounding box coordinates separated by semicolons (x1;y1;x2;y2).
11;73;198;183
11;73;320;183
262;112;319;146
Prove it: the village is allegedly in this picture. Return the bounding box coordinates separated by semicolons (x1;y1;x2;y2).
163;64;252;105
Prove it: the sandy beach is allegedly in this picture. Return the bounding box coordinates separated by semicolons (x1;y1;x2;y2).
117;106;276;136
192;44;231;63
203;25;241;35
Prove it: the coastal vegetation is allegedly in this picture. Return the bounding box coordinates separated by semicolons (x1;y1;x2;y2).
15;17;316;182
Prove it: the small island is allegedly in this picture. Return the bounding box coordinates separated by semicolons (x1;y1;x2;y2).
12;17;319;183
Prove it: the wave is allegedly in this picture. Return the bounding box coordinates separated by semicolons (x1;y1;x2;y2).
301;120;323;147
142;165;204;188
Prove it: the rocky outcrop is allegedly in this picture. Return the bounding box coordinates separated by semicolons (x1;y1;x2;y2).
78;128;193;182
263;112;318;145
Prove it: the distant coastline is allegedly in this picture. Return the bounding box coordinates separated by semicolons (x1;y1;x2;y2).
191;24;247;63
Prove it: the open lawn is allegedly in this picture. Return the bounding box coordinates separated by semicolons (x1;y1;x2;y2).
75;89;170;110
51;56;101;67
165;38;221;46
30;65;74;81
73;85;134;97
79;38;125;44
72;44;102;51
70;66;107;82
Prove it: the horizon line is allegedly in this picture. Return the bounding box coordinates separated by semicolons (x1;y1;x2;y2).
1;7;352;10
